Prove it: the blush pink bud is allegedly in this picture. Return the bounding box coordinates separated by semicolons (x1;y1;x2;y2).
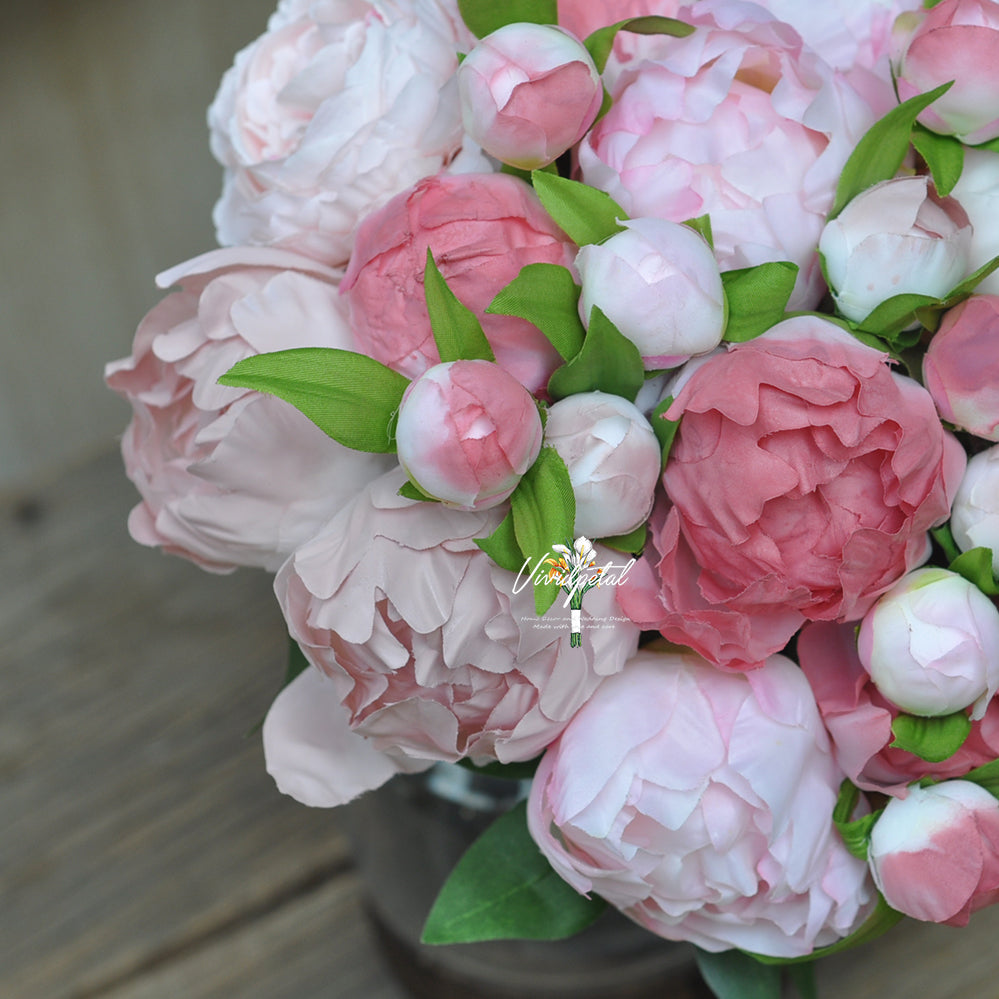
858;568;999;720
924;295;999;441
951;445;999;576
819;176;972;324
395;359;543;510
869;780;999;925
576;218;726;369
457;22;603;169
543;391;661;538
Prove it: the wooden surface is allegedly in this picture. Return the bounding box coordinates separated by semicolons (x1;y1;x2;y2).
5;447;999;999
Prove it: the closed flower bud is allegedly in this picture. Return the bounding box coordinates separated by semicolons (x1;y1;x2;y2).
951;444;999;575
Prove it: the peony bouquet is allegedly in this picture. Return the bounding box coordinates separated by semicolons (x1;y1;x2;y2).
105;0;999;995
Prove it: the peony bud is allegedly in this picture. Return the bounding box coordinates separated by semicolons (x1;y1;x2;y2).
457;22;603;169
819;176;972;324
950;147;999;295
543;391;661;538
924;295;999;441
394;359;542;510
857;567;999;720
869;780;999;925
951;444;999;575
576;218;726;369
893;0;999;145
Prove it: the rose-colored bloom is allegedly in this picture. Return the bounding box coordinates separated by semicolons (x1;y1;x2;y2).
858;568;999;720
951;445;999;575
869;780;999;925
799;621;999;796
819;176;972;325
528;645;873;958
207;0;486;265
341;172;575;395
543;391;661;538
924;296;999;441
274;468;641;773
576;218;726;369
457;23;603;170
578;0;877;310
104;247;393;573
893;0;999;145
617;317;966;670
395;360;543;509
951;147;999;295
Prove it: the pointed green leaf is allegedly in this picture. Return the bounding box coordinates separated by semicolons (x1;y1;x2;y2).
548;306;645;401
421;800;606;943
218;347;408;452
584;15;694;73
531;171;627;246
424;250;495;363
912;124;965;196
475;508;526;574
949;546;999;596
510;447;576;616
487;263;586;361
398;480;438;502
831;779;880;861
854;292;938;337
721;261;798;342
650;395;681;466
932;522;962;564
599;522;647;555
831;82;954;218
456;0;557;37
890;710;972;763
960;757;999;799
695;949;782;999
684;214;714;248
942;252;999;304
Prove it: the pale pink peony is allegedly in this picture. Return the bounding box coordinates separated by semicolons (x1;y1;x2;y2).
556;0;679;42
104;247;393;573
819;176;972;325
528;645;874;958
208;0;487;266
617;316;966;670
340;172;575;396
950;147;999;295
395;360;543;509
457;22;603;169
274;468;641;771
869;780;999;925
951;445;999;575
578;0;877;309
924;296;999;442
893;0;999;145
798;620;999;797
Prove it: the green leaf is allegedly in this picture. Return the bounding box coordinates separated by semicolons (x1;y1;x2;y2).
650;395;681;466
531;171;627;246
941;252;999;304
831;780;881;861
456;0;557;37
548;306;645;401
475;509;526;574
683;214;714;248
721;262;798;342
854;292;938;337
421;800;606;943
487;263;586;361
584;15;694;73
932;522;962;564
218;347;409;453
599;522;647;555
831;82;954;218
510;447;576;616
949;546;999;595
695;949;782;999
960;757;999;799
398;480;437;502
424;250;495;363
912;124;965;196
890;710;973;763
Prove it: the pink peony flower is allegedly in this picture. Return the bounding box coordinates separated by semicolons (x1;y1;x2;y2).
556;0;678;43
869;780;999;925
527;645;874;958
457;22;603;169
798;620;999;797
207;0;487;266
819;176;972;325
950;148;999;295
893;0;999;145
924;296;999;442
617;316;966;670
274;468;641;775
341;172;575;396
104;247;393;573
578;0;877;309
395;360;543;509
951;445;999;575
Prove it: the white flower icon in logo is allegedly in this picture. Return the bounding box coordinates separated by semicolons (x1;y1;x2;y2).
542;536;605;648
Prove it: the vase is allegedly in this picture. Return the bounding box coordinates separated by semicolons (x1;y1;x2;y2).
342;762;709;999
